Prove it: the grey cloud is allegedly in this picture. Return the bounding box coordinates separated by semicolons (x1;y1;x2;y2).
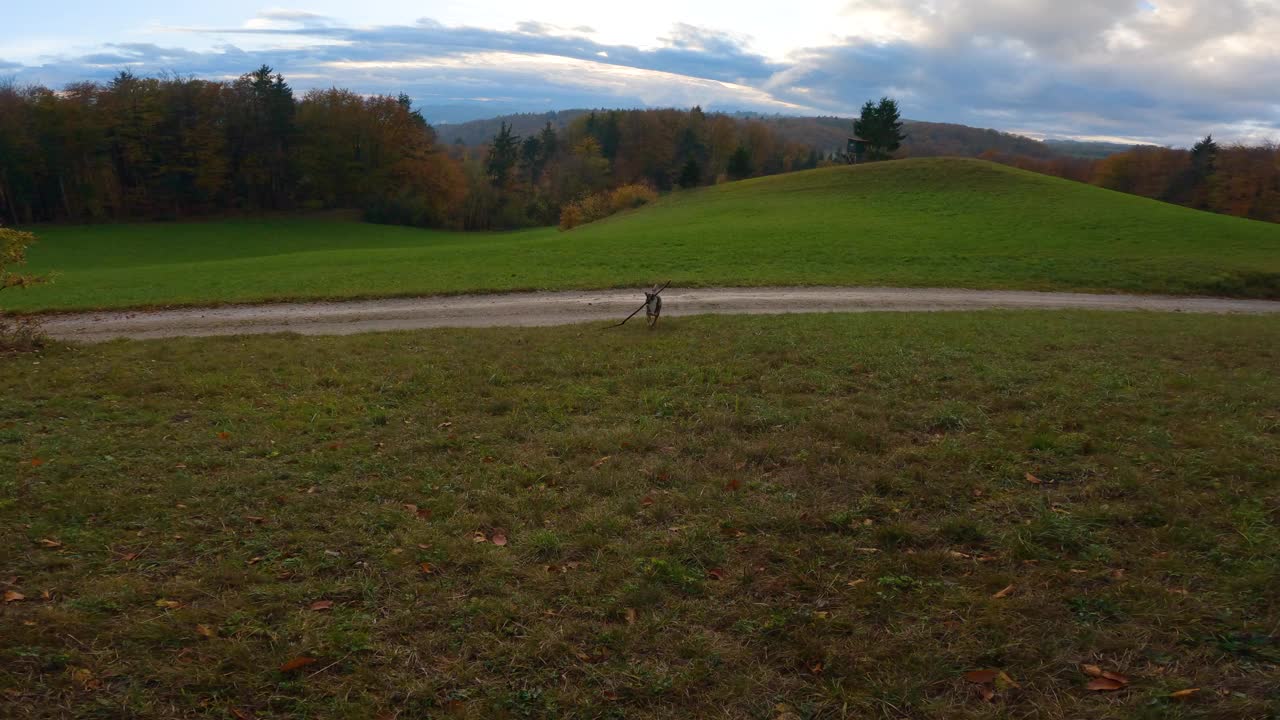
6;6;1279;144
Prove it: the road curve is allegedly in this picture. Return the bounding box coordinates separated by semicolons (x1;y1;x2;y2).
37;287;1280;342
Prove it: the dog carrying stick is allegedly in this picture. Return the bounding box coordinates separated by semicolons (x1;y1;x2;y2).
604;281;670;329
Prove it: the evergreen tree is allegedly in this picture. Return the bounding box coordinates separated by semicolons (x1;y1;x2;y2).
678;158;702;188
727;145;753;179
486;122;520;186
853;97;906;161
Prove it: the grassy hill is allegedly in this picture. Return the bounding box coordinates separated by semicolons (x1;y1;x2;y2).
9;159;1280;312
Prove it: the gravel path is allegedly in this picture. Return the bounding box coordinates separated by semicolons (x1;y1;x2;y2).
38;287;1280;342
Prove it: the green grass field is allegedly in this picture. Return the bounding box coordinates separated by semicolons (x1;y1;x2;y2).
3;313;1278;718
9;159;1280;312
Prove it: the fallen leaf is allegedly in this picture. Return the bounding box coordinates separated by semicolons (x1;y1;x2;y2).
1086;678;1127;692
996;671;1020;689
38;538;62;548
964;670;997;684
1169;688;1200;700
195;624;216;638
246;556;262;565
724;477;741;491
807;660;824;675
472;531;488;543
402;503;418;514
992;584;1015;599
847;579;866;587
230;708;254;720
1025;472;1042;484
707;568;725;581
309;600;334;611
30;458;45;467
624;608;636;625
592;455;611;469
217;431;231;440
119;552;140;562
641;495;654;507
1082;665;1130;684
70;667;102;691
155;599;181;609
948;550;972;559
4;590;25;602
279;656;316;673
437;421;452;429
977;685;996;702
416;508;432;520
419;562;435;575
491;532;508;547
244;516;265;524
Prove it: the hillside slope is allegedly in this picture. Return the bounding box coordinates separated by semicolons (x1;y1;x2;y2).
11;159;1279;311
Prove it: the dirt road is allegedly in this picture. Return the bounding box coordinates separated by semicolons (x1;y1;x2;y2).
38;287;1280;342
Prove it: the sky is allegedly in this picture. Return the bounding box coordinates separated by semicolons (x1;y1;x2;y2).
4;1;1279;145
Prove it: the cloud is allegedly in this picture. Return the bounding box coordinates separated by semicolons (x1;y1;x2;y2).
3;4;1278;144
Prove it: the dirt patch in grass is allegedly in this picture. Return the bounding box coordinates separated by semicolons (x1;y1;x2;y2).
2;312;1278;718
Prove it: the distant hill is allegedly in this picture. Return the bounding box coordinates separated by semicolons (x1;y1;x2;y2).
436;110;1133;160
1043;139;1142;159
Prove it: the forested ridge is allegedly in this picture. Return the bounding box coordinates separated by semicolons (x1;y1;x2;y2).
2;66;1276;229
0;68;818;229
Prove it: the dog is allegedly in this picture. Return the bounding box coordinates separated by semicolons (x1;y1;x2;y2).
644;286;663;329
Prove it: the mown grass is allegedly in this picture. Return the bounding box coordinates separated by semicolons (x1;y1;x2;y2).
2;312;1278;718
11;158;1280;312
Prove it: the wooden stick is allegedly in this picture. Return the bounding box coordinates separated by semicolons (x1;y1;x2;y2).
603;281;671;329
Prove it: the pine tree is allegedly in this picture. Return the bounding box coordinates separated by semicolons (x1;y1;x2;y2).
853;97;906;161
486;122;520;186
727;145;753;180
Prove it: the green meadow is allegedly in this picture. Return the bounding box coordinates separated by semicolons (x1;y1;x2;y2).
3;312;1278;718
10;159;1280;312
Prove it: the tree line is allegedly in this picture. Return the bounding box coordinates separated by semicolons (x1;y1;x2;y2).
0;69;819;230
981;137;1280;223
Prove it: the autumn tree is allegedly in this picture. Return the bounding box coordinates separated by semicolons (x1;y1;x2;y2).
0;226;48;349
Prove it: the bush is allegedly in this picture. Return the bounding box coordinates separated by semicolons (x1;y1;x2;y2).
0;227;48;352
559;184;657;230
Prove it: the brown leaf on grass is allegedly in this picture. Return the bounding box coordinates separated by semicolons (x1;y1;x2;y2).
472;531;488;543
977;685;996;702
1169;688;1200;700
806;660;824;675
491;532;508;547
403;503;418;514
246;557;262;565
996;671;1020;689
1086;678;1128;692
4;591;25;602
641;495;654;507
592;455;611;469
437;421;452;429
244;516;265;524
724;477;741;491
38;538;61;548
1025;472;1042;484
707;568;725;581
416;507;432;520
419;562;435;575
1082;665;1130;684
847;579;866;587
947;550;972;559
155;599;182;609
30;458;45;467
230;708;255;720
279;656;316;673
964;670;998;684
992;584;1015;599
70;667;102;691
195;624;216;638
309;600;334;611
624;608;637;625
217;431;231;440
118;552;140;562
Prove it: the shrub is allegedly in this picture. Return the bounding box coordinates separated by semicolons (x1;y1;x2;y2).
559;184;657;230
0;227;48;352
